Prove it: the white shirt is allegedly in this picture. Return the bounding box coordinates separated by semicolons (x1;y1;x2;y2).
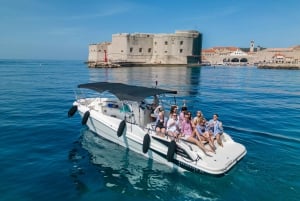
167;118;179;132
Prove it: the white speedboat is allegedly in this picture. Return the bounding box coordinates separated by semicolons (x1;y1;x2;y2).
68;82;246;175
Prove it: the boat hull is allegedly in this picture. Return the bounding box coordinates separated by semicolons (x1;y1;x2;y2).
74;99;247;175
77;109;180;170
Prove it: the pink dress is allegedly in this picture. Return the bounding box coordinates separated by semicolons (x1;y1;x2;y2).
181;120;193;139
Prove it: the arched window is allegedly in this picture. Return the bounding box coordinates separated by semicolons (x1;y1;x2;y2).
240;58;248;62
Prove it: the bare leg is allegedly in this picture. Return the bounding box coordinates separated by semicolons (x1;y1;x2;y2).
160;128;166;137
207;137;216;151
209;139;216;151
196;131;215;153
156;127;161;136
216;134;223;147
205;133;216;150
167;131;176;140
187;137;214;154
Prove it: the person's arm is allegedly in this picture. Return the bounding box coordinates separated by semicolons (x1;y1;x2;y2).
218;122;224;133
175;120;180;131
155;116;159;126
194;127;202;139
153;105;162;116
181;121;185;134
194;125;201;136
164;117;168;127
166;119;173;129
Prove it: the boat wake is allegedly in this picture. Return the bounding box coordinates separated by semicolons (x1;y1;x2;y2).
226;126;300;144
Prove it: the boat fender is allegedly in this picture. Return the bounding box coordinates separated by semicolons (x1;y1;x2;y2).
68;105;77;117
81;111;90;125
117;120;126;137
167;140;176;162
142;134;151;153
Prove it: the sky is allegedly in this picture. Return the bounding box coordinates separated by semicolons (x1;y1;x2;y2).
1;0;300;60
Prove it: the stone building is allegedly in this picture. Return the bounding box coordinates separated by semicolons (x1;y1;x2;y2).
202;47;250;65
88;42;110;64
254;47;300;65
202;42;300;66
87;30;202;66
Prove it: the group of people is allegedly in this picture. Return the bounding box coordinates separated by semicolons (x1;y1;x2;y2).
154;105;224;155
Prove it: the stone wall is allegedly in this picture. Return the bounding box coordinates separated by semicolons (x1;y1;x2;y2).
88;30;202;65
88;42;110;64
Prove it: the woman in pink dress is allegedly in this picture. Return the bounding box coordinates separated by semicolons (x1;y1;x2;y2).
180;112;214;155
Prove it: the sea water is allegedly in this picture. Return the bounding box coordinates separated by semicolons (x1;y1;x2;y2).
0;60;299;201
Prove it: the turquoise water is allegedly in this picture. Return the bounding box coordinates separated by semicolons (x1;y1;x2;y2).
0;60;299;201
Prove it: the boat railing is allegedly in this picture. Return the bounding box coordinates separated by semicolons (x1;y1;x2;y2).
74;89;85;101
74;89;108;107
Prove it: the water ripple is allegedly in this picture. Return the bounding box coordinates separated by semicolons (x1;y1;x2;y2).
1;61;300;201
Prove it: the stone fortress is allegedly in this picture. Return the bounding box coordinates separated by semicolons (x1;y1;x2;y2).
87;30;202;67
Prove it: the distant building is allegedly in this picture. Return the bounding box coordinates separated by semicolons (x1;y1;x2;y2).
250;40;255;52
87;30;202;67
202;42;300;66
202;46;250;65
255;46;300;65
